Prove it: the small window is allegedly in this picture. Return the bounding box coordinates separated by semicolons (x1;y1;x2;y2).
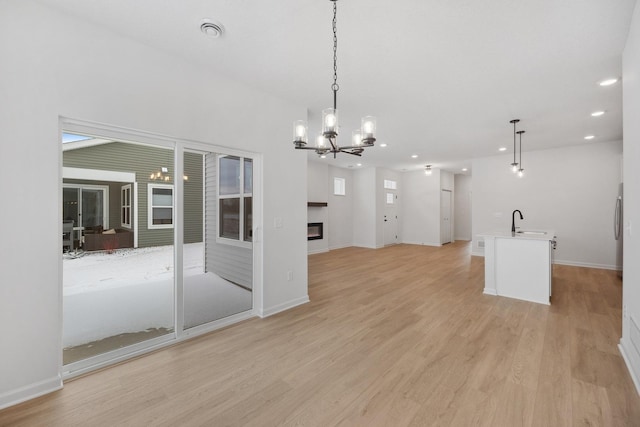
334;177;346;196
218;155;253;244
148;183;173;229
121;184;132;229
384;179;397;190
386;192;395;204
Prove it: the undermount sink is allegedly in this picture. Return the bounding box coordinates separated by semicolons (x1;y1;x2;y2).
516;230;547;235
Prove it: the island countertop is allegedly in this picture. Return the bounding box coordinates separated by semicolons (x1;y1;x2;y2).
478;229;556;241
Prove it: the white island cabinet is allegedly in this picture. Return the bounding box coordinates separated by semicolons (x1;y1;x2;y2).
479;230;556;305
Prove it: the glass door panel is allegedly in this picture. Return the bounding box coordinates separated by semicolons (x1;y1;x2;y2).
62;136;175;366
63;187;79;246
81;188;104;230
183;151;252;329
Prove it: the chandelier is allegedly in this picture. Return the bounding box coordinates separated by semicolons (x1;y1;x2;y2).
292;0;376;158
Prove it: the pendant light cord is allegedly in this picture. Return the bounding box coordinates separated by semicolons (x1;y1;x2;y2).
332;0;339;110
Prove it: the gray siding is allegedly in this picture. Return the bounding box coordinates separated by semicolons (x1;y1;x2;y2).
204;153;253;289
184;152;203;244
63;142;203;247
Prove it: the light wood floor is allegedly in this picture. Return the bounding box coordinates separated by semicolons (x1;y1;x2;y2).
2;242;639;426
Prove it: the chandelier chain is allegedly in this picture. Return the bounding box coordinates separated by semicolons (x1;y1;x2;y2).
331;1;339;94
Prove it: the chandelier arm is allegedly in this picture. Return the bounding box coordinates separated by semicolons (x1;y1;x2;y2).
328;136;339;151
339;148;363;157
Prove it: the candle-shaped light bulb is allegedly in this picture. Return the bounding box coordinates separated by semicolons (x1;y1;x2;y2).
361;116;377;141
352;130;362;146
293;120;308;144
325;114;336;127
322;108;338;135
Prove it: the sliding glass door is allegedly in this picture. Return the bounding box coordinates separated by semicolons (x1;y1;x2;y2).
61;125;258;375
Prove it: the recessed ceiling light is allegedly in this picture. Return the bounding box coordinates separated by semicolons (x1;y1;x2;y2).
411;154;418;158
462;168;468;171
591;111;605;117
599;78;618;86
356;163;362;167
380;143;387;147
584;135;595;140
498;147;507;152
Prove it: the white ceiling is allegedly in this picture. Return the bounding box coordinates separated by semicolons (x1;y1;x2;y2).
38;0;636;174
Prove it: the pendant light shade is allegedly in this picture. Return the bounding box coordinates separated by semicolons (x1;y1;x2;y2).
517;130;525;177
510;119;520;173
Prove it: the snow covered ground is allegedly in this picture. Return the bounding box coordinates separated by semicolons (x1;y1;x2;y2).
63;243;252;347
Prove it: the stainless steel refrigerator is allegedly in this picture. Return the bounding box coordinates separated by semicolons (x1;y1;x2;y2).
615;183;623;278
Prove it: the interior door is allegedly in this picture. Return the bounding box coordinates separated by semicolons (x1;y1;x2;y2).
441;190;452;244
383;192;398;246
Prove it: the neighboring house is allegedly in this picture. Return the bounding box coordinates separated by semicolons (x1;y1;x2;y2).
62;138;203;249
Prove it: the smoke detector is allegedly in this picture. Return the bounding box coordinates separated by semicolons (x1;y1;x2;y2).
200;19;224;38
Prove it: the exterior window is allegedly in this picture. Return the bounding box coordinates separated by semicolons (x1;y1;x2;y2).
121;184;132;228
148;183;173;229
334;177;346;196
218;156;252;244
386;192;395;204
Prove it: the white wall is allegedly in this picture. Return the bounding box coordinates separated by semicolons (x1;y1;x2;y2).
352;167;377;248
328;166;354;250
0;1;308;409
307;161;329;254
401;169;442;246
471;141;622;269
621;0;640;394
454;174;472;240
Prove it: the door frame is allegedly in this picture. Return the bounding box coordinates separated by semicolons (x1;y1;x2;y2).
60;117;263;379
440;189;452;245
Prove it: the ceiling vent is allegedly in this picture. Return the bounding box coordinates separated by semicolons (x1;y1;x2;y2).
200;20;224;38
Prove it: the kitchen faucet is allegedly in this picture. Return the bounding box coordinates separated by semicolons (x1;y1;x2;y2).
512;210;524;233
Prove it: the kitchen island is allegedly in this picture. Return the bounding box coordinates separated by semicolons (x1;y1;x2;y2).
479;230;556;305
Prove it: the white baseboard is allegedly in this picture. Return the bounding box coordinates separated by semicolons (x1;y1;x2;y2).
0;375;62;411
454;237;471;241
258;295;310;318
308;248;329;255
553;259;619;270
401;240;441;247
329;244;351;251
471;250;484;257
619;341;640;396
352;243;377;249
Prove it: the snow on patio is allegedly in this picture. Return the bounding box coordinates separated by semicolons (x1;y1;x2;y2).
63;243;252;348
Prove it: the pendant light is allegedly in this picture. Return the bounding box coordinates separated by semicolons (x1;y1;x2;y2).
510;119;520;172
517;130;525;177
292;0;376;158
424;165;432;175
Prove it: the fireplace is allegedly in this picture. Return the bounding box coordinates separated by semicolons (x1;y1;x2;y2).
307;222;323;240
